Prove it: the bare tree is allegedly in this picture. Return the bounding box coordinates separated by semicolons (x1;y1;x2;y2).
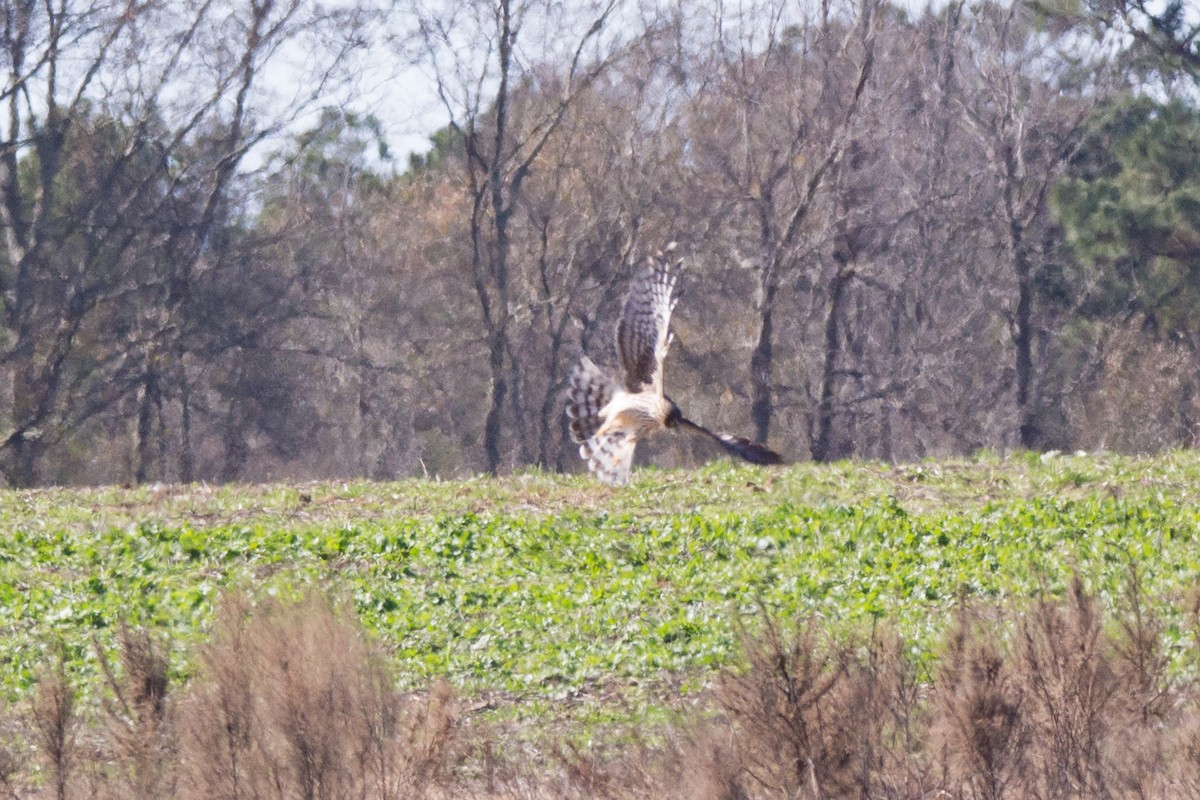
0;0;372;486
682;0;878;456
954;1;1106;448
230;110;432;482
859;2;995;460
415;0;624;474
510;29;703;470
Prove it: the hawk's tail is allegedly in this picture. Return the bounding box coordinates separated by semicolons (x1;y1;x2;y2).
565;356;617;444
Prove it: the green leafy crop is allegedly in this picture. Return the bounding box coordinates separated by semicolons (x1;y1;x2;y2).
1;452;1198;721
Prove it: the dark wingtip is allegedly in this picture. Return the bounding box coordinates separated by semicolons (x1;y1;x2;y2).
678;416;785;465
717;433;784;465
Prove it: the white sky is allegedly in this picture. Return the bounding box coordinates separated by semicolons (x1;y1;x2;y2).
261;0;1199;174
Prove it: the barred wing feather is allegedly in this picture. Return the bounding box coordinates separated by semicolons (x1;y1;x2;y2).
616;245;679;395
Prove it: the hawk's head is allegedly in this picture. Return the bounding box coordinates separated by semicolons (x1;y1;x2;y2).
664;397;684;429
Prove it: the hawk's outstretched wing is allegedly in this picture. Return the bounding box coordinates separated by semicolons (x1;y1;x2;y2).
616;244;680;395
565;356;617;444
676;417;784;465
566;356;639;486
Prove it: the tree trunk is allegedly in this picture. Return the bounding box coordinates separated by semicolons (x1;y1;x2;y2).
3;434;43;488
1010;224;1038;449
538;328;568;469
135;367;163;485
812;267;853;463
483;330;509;474
750;278;777;444
179;377;195;484
4;354;45;487
220;360;250;483
506;340;533;465
354;319;370;477
3;311;81;487
879;294;904;462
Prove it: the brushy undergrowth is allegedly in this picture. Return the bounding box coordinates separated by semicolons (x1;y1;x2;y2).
7;580;1200;798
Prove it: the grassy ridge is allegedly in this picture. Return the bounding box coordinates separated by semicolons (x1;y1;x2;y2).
3;452;1200;719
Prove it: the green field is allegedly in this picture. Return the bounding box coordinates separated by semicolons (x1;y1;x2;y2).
4;451;1200;726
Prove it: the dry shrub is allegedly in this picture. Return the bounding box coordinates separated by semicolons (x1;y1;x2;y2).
0;713;21;800
544;740;652;799
3;592;466;800
1163;704;1200;799
656;581;1200;800
932;577;1200;800
1062;323;1200;452
1156;590;1200;799
677;614;906;800
1019;580;1122;797
670;725;753;800
177;590;461;800
935;605;1031;800
14;583;1200;799
30;653;78;800
95;626;175;799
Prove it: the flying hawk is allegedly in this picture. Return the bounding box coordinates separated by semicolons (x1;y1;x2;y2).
565;244;783;485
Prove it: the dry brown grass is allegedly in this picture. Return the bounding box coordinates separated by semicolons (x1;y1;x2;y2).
29;653;78;800
175;591;462;800
7;593;463;800
927;577;1197;800
10;582;1200;799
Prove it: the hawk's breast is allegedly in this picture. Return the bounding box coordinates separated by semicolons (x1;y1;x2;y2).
600;392;672;439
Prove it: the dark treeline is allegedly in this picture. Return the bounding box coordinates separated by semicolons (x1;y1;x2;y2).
0;0;1197;487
